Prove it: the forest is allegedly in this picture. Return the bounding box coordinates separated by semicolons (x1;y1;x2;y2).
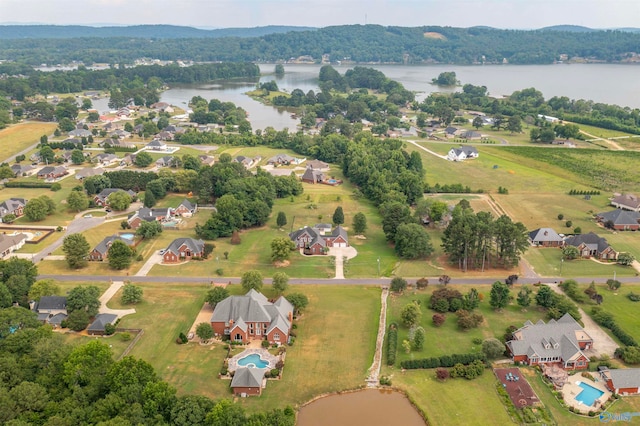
1;25;640;65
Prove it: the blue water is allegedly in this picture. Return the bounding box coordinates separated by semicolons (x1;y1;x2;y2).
120;233;134;240
238;353;269;369
576;382;605;406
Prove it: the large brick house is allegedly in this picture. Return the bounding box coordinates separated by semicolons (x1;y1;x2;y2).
600;367;640;395
210;289;293;345
0;198;27;221
127;207;172;229
564;232;618;260
611;193;640;212
528;228;564;247
596;210;640;231
94;188;136;207
289;225;348;255
174;199;197;217
506;313;592;370
89;235;134;261
231;368;266;396
162;238;205;263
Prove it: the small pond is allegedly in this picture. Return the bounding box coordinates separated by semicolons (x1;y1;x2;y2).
297;389;425;426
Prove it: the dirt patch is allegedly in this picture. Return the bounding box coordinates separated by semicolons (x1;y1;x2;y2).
495;368;539;408
423;32;447;40
274;260;291;268
353;235;367;240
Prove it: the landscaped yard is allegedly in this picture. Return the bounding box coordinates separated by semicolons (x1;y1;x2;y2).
108;283;381;413
525;248;636;278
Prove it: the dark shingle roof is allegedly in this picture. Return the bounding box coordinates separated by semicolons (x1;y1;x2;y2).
529;228;563;242
231;367;264;388
165;238;205;256
88;313;118;332
564;232;611;253
608;368;640;390
597;210;640;226
36;296;67;311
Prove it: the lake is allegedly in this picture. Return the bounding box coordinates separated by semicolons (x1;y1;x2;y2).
93;63;640;130
296;389;426;426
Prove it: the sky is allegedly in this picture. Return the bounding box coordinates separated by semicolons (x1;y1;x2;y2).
1;0;639;29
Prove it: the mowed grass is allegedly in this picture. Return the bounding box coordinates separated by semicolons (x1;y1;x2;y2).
525;247;636;278
0;122;57;161
389;369;515;426
111;283;381;413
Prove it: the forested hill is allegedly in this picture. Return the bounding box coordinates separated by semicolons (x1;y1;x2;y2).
3;24;640;65
0;24;315;39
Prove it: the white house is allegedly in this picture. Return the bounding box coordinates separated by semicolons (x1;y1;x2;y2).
447;145;479;161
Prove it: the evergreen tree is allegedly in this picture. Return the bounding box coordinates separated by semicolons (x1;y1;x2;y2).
352;212;367;235
276;211;287;228
332;206;344;225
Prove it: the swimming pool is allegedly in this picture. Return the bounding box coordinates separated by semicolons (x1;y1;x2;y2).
576;381;605;406
120;233;135;240
237;353;270;369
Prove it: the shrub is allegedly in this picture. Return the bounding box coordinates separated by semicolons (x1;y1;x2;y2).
430;287;463;312
628;292;640;302
559;279;587;303
230;230;241;245
592;307;638;346
472;337;483;345
436;368;450;381
50;182;62;191
400;352;485;370
270;369;280;378
386;323;398;366
220;365;228;376
379;376;392;386
416;278;429;289
215;268;224;276
262;339;270;348
120;332;131;341
104;323;116;335
432;298;450;313
456;309;483;330
432;313;446;327
178;332;188;344
390;277;408;293
557;213;564;220
565;220;573;228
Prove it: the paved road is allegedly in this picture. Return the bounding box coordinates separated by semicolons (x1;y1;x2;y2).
32;216;105;262
36;274;640;286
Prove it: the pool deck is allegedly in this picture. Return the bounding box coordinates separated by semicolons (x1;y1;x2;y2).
562;372;611;413
228;348;279;373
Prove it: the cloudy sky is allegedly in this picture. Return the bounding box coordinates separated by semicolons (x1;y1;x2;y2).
0;0;638;29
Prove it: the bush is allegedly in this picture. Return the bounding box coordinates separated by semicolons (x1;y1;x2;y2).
432;313;446;327
215;268;224;276
436;368;450;381
390;277;408;293
559;279;587;303
592;307;638;346
386;323;398;366
262;340;270;348
104;323;116;335
416;277;429;289
430;287;463;312
120;332;131;341
50;182;62;191
220;365;228;376
628;292;640;302
379;376;392;386
400;352;486;370
270;369;280;378
178;332;188;344
4;181;52;188
456;310;484;330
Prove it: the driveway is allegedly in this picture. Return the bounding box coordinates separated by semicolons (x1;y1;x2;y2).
327;246;358;279
547;283;619;358
135;251;163;276
32;216;105;263
99;281;136;320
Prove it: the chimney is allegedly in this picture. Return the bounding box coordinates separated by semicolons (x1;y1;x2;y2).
288;312;293;323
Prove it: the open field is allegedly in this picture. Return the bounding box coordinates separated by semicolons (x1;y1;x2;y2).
0;122;57;161
389;369;515;426
111;283;380;413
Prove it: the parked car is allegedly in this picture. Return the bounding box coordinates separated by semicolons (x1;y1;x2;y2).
83;214;92;218
159;249;166;255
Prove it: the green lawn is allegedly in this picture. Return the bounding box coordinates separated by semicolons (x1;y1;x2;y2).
111;283;380;413
389;370;515;426
525;248;635;278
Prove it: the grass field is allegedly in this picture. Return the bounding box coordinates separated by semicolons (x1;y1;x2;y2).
525;248;636;278
111;283;380;412
389;369;515;426
0;122;57;161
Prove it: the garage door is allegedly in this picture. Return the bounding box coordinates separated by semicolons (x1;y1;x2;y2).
336;243;346;248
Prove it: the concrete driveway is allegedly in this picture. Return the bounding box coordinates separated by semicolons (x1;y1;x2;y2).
327;246;358;279
135;251;164;277
99;281;136;320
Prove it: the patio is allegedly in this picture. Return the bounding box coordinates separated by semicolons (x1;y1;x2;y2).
561;372;611;413
227;348;280;373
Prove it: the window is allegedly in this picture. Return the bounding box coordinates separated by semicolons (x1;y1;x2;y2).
274;332;280;341
256;328;261;335
234;333;242;341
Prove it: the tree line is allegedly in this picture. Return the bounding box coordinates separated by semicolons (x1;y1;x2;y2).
1;25;640;65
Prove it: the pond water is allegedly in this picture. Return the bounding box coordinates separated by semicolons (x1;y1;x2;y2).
296;389;426;426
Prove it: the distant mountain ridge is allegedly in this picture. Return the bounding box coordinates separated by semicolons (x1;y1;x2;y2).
0;24;316;39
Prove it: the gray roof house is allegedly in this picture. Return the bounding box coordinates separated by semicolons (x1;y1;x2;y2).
306;159;329;170
89;235;134;261
68;128;92;138
564;232;618;260
601;367;640;395
507;313;593;370
528;228;564;247
447;145;479;161
611;193;640;212
94;153;118;165
0;197;27;219
230;367;266;396
11;164;36;177
146;139;168;151
0;233;27;258
210;289;294;345
88;313;118;335
75;167;105;180
37;166;68;179
162;238;205;263
596;209;640;231
34;296;68;325
301;167;325;184
155;156;176;167
94;188;136;206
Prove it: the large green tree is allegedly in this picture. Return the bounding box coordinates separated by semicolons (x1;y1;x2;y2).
24;198;48;221
489;281;511;310
394;223;434;259
107;190;132;211
241;270;263;292
205;286;229;308
332;206;344;225
108;239;134;270
352;212;367;235
121;283;143;304
135;220;163;239
62;233;90;269
67;190;89;212
67;285;101;316
271;237;296;262
272;272;289;294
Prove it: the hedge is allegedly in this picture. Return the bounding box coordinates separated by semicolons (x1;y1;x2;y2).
591;307;638;347
386;323;398;366
5;181;52;188
400;352;486;370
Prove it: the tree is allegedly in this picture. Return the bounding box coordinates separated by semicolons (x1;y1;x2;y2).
332;206;344;225
108;239;134;270
413;326;425;350
143;190;156;208
28;279;59;302
390;277;407;293
135;220;162;239
517;286;532;308
146;179;167;199
62;233;90;269
135;151;153;168
287;293;309;315
275;64;285;77
121;283;143;304
380;201;413;241
276;211;287;228
206;399;247;426
71;149;85;165
67;285;101;316
506;115;522;134
536;285;555;308
429;201;448;223
2;214;15;224
540;128;556;143
400;302;422;328
195;323;213;341
241;270;263;292
352;212;367;235
0;283;12;308
205;286;229;308
463;288;480;310
67;309;90;331
67;190;89;212
24;198;48;221
489;281;510;310
394;223;434;259
272;272;289;294
565;220;573;228
472;116;483;129
618;252;635;266
108;190;132;211
271;237;296;262
39;146;55;164
482;338;505;359
562;245;580;260
606;279;622;291
432;71;457;86
0;166;14;180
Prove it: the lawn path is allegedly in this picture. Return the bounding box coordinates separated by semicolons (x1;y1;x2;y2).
366;287;389;387
579;130;624;150
406;140;449;160
547;282;618;358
